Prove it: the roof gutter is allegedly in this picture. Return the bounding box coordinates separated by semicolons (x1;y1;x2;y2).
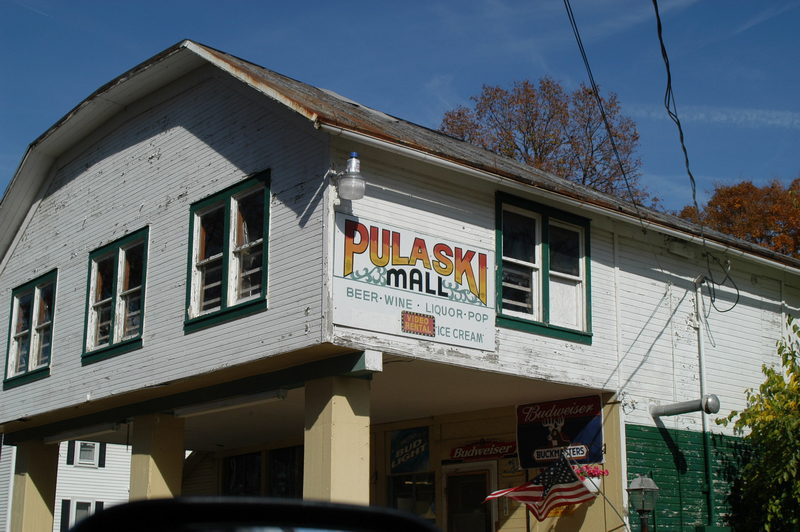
320;123;800;278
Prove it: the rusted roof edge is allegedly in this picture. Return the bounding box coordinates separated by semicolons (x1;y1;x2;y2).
316;117;800;273
185;41;320;123
5;38;799;275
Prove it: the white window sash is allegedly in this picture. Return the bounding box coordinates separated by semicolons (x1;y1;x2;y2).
87;239;145;350
70;499;96;527
500;206;587;330
75;441;99;467
9;283;52;376
548;220;585;329
501;205;542;321
190;184;266;317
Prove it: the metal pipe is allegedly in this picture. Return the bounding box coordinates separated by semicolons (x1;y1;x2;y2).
649;394;719;417
695;277;715;526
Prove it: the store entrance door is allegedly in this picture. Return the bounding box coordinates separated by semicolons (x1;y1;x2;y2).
444;462;497;532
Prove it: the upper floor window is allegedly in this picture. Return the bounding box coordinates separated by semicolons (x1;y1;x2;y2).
497;194;591;343
66;440;106;468
185;172;269;331
5;270;57;381
84;227;149;360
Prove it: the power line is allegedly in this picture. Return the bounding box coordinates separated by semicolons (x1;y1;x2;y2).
650;0;701;224
562;0;645;228
563;0;672;287
564;0;739;312
650;0;740;313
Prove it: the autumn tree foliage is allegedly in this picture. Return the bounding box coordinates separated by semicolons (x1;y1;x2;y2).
680;179;800;258
718;316;800;531
440;77;652;204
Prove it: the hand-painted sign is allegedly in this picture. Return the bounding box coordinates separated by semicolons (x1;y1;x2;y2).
390;426;430;474
333;214;495;350
450;440;517;461
401;311;436;337
516;396;603;468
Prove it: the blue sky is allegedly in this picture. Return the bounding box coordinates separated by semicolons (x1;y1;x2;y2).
1;0;798;211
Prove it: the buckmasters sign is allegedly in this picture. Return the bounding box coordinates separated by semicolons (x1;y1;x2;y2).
516;396;603;468
333;213;495;350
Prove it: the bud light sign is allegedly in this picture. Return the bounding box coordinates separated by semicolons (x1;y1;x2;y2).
517;395;603;469
390;426;429;474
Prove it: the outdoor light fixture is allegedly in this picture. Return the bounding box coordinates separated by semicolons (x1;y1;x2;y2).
173;388;288;418
627;474;660;532
44;422;122;444
326;152;365;200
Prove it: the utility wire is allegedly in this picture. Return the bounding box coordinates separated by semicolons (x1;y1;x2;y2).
651;0;740;313
562;0;646;230
563;0;671;283
651;0;702;223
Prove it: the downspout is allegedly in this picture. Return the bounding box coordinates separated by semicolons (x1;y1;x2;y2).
694;276;715;527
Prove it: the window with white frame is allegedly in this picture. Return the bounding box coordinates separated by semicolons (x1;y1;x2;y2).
5;270;56;381
185;173;269;329
76;441;99;466
501;207;543;321
60;498;103;531
497;195;590;341
66;440;106;468
84;227;148;357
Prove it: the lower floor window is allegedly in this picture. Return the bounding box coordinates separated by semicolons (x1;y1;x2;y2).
268;445;303;499
222;452;262;496
390;472;436;523
60;499;103;531
221;446;304;498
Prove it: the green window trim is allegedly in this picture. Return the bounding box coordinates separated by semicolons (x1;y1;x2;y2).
3;365;50;389
4;269;58;386
82;338;143;365
184;171;270;333
495;193;592;344
82;227;149;361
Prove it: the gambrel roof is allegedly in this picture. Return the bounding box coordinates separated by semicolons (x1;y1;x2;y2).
2;39;798;273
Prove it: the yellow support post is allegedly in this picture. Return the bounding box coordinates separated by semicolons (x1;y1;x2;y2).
10;440;59;532
129;413;185;500
303;376;371;504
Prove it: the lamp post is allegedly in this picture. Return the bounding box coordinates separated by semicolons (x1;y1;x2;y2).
627;474;660;532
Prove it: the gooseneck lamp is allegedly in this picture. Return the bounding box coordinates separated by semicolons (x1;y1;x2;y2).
328;152;365;200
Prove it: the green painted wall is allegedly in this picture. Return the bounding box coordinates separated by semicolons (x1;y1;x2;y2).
626;424;746;531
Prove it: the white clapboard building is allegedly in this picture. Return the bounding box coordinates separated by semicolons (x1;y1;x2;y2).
1;40;797;532
0;442;130;532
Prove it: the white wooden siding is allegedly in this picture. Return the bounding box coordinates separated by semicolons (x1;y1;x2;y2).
1;63;798;443
0;67;329;423
182;452;218;496
51;442;131;532
329;140;799;437
0;446;14;532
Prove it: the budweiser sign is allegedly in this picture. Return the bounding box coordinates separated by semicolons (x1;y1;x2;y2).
518;397;600;424
517;395;603;468
450;441;516;461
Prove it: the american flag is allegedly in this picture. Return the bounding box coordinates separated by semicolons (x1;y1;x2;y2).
485;456;596;521
484;480;545;505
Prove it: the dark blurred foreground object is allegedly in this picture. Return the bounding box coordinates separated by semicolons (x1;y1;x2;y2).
69;497;440;532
